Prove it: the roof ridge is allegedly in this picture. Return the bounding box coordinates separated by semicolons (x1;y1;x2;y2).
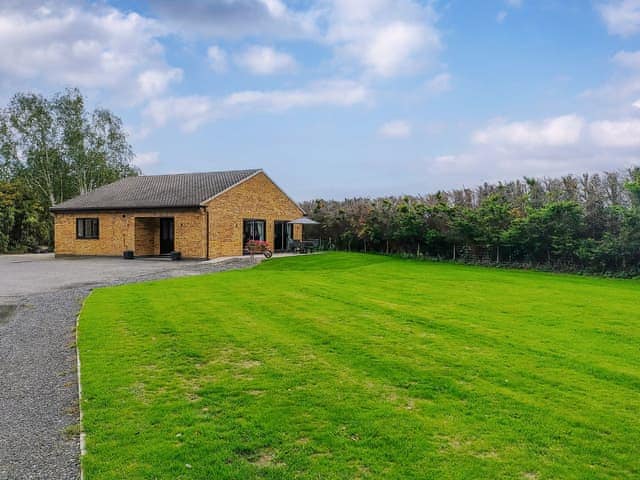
136;168;261;178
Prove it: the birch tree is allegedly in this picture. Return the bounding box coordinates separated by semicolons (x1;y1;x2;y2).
2;93;66;205
0;89;137;207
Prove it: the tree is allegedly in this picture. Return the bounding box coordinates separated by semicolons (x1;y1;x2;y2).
476;192;514;262
505;202;584;265
0;181;15;252
0;88;139;248
425;197;456;258
2;92;66;206
364;198;395;253
397;199;430;256
625;167;640;207
0;180;48;252
0;88;138;208
303;166;640;276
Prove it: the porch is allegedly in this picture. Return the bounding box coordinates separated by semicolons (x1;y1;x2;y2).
133;217;176;257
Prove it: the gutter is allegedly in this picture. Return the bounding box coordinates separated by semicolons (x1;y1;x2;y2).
50;205;202;213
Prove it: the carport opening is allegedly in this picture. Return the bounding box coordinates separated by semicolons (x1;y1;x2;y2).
134;217;175;256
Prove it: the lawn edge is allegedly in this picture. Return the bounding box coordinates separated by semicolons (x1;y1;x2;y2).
76;291;92;480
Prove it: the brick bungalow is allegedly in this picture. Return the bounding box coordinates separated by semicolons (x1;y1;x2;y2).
50;169;304;259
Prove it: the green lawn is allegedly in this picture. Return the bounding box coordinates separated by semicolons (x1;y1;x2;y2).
78;253;640;479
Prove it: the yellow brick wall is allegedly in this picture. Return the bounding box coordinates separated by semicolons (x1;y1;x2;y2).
134;218;158;256
54;209;207;258
175;212;208;259
205;172;303;257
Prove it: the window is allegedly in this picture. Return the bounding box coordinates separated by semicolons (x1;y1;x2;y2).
243;219;266;243
243;219;267;255
76;218;99;239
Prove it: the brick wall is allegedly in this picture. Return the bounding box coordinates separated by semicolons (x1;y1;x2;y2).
54;209;207;258
205;171;304;257
175;211;208;258
134;218;158;256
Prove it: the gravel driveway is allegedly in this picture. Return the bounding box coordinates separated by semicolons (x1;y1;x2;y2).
0;254;258;480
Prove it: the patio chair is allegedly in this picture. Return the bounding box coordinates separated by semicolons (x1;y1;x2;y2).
288;239;302;253
301;240;316;253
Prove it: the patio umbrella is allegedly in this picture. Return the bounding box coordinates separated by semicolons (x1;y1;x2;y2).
287;217;320;225
287;217;320;244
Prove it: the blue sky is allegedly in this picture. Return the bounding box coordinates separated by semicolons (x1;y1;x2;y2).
1;0;640;200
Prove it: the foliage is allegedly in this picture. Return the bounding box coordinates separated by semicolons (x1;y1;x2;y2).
79;253;640;479
0;179;49;252
302;168;640;276
625;167;640;207
0;88;139;251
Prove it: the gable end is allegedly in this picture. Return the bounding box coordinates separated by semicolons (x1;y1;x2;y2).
201;170;305;215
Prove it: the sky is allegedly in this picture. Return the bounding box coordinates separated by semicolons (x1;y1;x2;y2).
1;0;640;200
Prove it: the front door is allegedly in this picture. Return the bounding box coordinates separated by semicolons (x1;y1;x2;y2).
160;218;174;254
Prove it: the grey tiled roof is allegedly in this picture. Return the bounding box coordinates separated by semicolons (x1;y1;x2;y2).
50;169;261;211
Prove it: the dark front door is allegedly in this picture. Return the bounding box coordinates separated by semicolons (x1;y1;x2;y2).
160;218;174;254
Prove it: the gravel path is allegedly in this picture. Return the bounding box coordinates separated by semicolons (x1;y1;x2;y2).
0;257;257;480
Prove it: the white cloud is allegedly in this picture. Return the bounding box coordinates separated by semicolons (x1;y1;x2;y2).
152;0;443;79
260;0;287;17
613;50;640;69
0;3;174;101
126;124;152;141
142;79;369;132
429;150;590;181
428;113;640;184
473;113;640;150
207;45;228;72
224;79;369;111
433;153;479;171
497;0;521;23
598;0;640;36
582;50;640;109
379;120;412;138
472;115;585;147
324;0;441;77
235;45;297;75
134;151;160;168
0;0;445;109
425;72;452;94
590;119;640;147
144;96;217;132
137;68;183;99
363;21;429;76
149;0;318;39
